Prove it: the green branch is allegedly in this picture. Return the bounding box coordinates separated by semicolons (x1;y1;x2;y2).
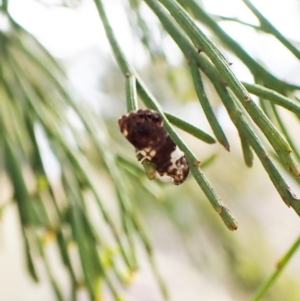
157;0;250;102
251;235;300;301
144;0;300;215
94;0;238;230
243;82;300;117
177;0;300;93
242;0;300;61
164;112;216;144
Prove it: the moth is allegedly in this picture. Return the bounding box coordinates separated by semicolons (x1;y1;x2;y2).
118;109;189;185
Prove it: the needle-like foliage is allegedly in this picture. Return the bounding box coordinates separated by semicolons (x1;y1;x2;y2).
2;0;300;300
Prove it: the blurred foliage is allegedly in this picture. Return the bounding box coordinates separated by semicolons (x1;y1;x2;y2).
1;0;300;301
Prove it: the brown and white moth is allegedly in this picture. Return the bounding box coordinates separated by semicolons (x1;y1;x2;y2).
118;109;189;185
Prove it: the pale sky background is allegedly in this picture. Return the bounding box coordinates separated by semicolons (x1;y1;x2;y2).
1;0;300;300
8;0;300;81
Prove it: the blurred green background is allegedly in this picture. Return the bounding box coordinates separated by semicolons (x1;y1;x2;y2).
1;0;300;301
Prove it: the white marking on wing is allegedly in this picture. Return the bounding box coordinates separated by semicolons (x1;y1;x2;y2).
150;150;156;157
122;129;128;137
170;147;184;165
